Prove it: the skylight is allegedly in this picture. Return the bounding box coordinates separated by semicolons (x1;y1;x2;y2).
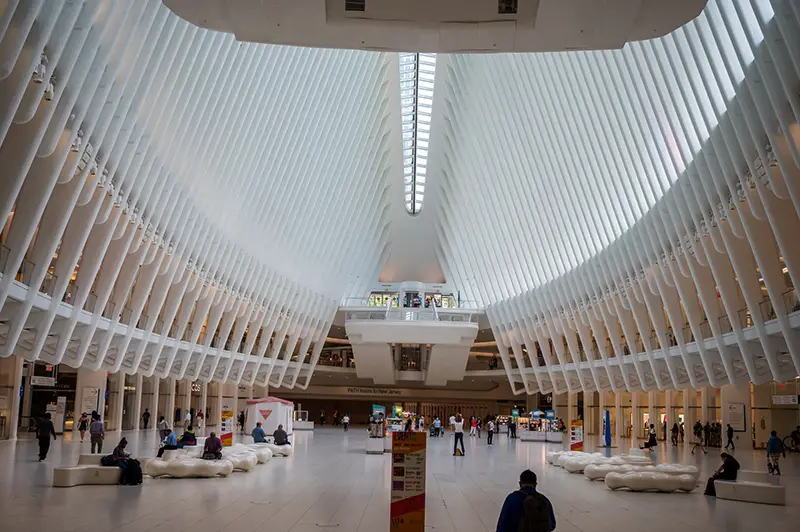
400;52;436;215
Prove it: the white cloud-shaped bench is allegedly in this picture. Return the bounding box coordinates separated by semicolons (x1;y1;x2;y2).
605;471;697;493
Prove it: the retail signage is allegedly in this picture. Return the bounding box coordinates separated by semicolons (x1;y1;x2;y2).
31;376;55;387
55;396;67;434
391;432;427;532
220;403;234;447
569;420;583;451
726;403;746;432
80;387;100;415
511;408;520;418
348;387;402;397
373;404;386;418
772;395;798;405
545;409;555;420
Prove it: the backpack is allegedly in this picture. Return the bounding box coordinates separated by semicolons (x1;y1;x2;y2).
120;459;143;485
517;491;553;532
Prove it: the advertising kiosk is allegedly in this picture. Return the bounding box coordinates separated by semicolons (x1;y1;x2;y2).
245;397;294;437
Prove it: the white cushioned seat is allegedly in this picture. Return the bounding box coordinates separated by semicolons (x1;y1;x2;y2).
221;446;258;471
605;471;696;493
146;457;234;478
264;443;292;456
715;480;785;505
245;444;274;463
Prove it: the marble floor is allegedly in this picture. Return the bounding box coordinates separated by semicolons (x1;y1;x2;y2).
0;427;798;532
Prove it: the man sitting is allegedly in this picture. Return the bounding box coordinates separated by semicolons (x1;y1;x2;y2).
157;429;179;458
203;432;223;460
704;452;740;497
177;425;197;447
252;422;267;443
273;424;291;446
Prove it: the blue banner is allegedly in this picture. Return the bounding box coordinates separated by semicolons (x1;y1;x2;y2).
604;410;612;447
545;409;555;420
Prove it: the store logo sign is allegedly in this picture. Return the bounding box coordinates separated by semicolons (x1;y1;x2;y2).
259;409;273;420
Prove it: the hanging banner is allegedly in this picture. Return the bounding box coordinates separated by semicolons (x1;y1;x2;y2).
603;410;611;447
570;420;584;451
220;402;234;447
390;432;427;532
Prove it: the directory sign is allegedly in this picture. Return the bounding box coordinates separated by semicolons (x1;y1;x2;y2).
390;432;427;532
220;402;234;447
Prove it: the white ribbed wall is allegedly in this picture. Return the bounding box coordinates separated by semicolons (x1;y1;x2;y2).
432;0;800;394
0;1;393;388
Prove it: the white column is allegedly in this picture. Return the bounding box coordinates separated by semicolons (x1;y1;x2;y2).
133;373;143;430
720;382;751;449
701;387;709;423
683;389;693;440
149;376;160;430
8;356;25;441
248;385;254;400
665;389;673;442
180;380;191;424
631;391;639;442
598;391;607;442
200;381;208;427
167;378;177;427
112;373;125;431
614;392;622;442
647;391;656;438
73;367;108;435
567;392;576;429
215;382;223;428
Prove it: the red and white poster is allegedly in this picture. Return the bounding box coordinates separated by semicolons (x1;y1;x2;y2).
245;396;294;435
390;432;427;532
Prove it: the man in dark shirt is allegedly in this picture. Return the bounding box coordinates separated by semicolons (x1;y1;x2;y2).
496;470;556;532
273;424;290;446
36;413;57;461
704;452;740;496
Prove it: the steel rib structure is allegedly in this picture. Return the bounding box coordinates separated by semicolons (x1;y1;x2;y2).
1;0;800;394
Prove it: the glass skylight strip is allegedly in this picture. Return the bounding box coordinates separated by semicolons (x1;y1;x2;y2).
399;52;436;215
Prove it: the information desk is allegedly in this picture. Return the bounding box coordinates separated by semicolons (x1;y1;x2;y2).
520;430;564;443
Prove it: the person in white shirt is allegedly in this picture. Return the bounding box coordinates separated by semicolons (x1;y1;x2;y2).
185;410;192;428
342;414;350;432
418;415;425;433
449;414;456;433
453;414;465;456
487;419;496;445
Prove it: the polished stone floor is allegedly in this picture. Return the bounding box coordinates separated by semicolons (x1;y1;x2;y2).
0;427;798;531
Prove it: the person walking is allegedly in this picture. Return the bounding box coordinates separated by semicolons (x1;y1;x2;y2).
476;418;482;438
470;417;477;437
77;412;89;442
691;426;708;455
418;415;424;433
36;413;57;461
453;414;465;456
89;413;105;454
487;418;495;445
496;470;556;532
725;424;735;450
185;409;192;429
157;416;170;440
141;408;151;430
671;423;679;446
238;411;246;433
703;422;711;448
342;414;350;432
766;430;785;475
510;418;517;439
449;414;456;433
196;409;204;428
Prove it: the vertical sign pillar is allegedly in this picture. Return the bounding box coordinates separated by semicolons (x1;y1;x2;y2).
391;432;427;532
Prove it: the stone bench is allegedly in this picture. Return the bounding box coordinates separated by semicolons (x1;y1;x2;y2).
53;455;152;487
715;480;785;505
737;470;772;484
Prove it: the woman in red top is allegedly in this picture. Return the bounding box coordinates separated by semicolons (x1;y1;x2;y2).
470;417;478;436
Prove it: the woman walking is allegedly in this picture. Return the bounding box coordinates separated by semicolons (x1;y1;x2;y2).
77;412;89;442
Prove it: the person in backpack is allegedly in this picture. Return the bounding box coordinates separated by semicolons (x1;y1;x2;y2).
496;469;556;532
766;430;785;475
